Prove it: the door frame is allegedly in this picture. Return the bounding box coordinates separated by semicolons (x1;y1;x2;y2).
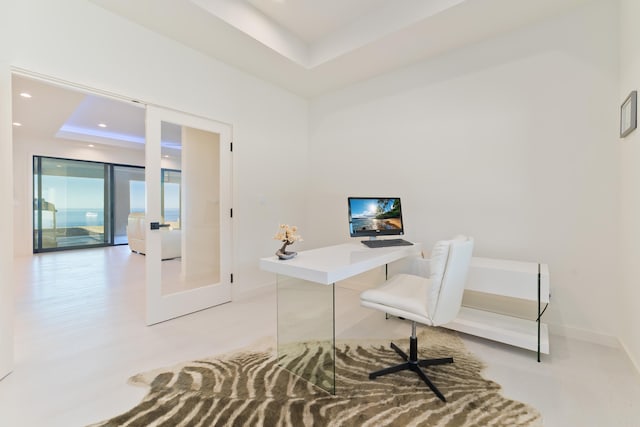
2;68;234;381
0;63;14;380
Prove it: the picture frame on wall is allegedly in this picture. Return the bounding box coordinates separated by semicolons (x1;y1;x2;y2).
620;90;637;138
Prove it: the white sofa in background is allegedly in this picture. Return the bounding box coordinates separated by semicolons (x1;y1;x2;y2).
126;212;181;260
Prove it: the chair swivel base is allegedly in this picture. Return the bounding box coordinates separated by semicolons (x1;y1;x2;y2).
369;336;453;402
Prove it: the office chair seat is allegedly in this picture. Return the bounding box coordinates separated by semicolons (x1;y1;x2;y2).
360;236;474;402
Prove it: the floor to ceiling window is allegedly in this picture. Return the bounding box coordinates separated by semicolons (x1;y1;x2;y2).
113;165;146;245
32;156;158;252
33;156;181;253
33;157;110;251
162;169;181;229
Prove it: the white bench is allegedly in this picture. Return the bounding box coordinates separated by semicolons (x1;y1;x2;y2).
400;256;550;361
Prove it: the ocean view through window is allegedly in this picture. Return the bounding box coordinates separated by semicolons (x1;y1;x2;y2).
34;156;180;252
33;157;108;250
33;156;179;252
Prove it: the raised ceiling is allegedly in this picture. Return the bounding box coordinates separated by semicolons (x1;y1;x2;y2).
12;75;147;150
89;0;588;97
12;75;182;152
246;0;391;45
13;0;589;149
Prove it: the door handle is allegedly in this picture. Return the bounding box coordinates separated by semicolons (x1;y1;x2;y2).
150;222;171;230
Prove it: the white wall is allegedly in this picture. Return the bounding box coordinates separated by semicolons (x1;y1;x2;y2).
618;0;640;372
309;0;620;342
1;0;309;293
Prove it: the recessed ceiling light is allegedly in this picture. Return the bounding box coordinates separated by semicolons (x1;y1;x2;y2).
88;144;95;148
20;92;32;98
98;123;107;128
12;122;22;127
163;155;170;158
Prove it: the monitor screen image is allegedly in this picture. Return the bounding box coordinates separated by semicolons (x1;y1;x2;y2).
348;197;405;237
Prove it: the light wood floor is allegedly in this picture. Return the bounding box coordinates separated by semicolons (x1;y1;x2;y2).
0;246;639;427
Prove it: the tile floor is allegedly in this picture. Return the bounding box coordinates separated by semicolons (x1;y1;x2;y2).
0;246;638;427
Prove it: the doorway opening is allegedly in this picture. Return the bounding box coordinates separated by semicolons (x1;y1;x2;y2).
13;71;233;327
13;74;148;256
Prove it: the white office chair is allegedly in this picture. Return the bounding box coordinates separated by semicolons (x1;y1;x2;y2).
360;236;474;402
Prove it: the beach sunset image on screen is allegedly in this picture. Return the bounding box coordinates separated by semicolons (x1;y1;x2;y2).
348;198;404;237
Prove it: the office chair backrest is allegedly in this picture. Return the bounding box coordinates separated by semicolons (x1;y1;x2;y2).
428;236;474;326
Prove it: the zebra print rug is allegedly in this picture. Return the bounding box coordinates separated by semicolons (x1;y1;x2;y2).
90;328;542;426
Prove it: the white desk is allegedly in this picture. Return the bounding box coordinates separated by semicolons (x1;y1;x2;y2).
260;242;421;394
260;243;421;284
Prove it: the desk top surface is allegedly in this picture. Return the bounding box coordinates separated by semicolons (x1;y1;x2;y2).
259;242;421;284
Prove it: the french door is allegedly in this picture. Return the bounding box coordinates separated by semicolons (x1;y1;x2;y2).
145;106;232;325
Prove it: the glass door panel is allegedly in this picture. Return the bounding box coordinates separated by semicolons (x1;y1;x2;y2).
113;165;145;245
32;157;40;250
162;169;181;230
33;157;110;251
160;123;221;295
145;106;231;325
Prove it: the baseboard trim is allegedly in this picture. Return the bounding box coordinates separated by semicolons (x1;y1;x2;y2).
233;281;275;301
550;323;621;348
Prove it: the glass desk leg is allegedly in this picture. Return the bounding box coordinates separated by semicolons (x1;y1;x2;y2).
276;275;336;394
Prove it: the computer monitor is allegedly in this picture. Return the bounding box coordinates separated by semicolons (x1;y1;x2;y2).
348;197;405;239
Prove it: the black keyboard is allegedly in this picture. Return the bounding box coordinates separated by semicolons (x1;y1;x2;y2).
361;238;413;248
